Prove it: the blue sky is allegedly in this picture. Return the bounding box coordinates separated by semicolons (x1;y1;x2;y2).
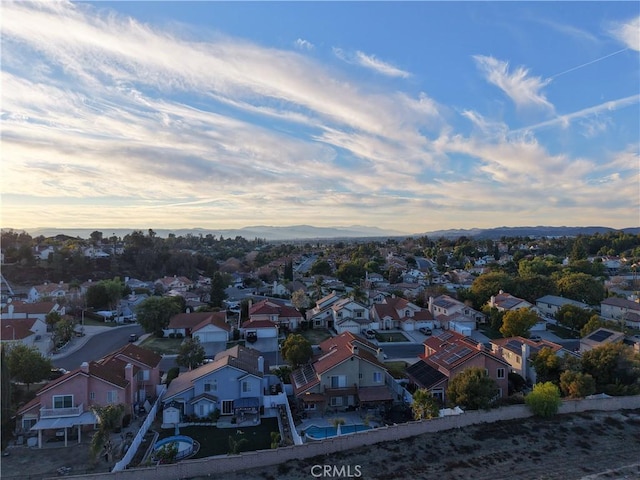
2;1;638;234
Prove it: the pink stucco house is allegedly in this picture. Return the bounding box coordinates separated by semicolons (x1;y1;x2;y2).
17;344;161;448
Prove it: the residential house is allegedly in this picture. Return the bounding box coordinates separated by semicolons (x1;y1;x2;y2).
600;297;640;329
28;282;70;303
248;298;303;332
0;317;49;355
82;246;110;258
490;336;564;383
154;275;194;293
427;295;485;335
406;331;510;405
17;344;161;448
370;295;434;331
330;297;370;335
291;332;395;414
306;291;342;329
488;291;534;312
1;300;65;323
240;318;279;353
164;311;231;344
580;327;625;353
535;295;589;319
162;345;279;424
34;246;55;261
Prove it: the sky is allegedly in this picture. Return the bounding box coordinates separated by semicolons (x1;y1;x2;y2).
1;1;639;235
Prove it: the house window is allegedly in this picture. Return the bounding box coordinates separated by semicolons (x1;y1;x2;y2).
356;310;363;318
221;400;234;415
89;392;95;400
204;379;217;392
484;369;489;376
497;368;505;379
359;373;363;379
107;391;118;403
22;417;37;430
242;381;251;393
303;403;317;411
373;372;383;383
53;395;73;409
137;370;150;381
330;375;346;388
330;397;343;407
315;320;322;327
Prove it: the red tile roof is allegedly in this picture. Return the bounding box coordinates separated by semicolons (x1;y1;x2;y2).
168;311;230;331
0;318;39;340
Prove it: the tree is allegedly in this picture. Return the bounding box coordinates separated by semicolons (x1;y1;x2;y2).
136;296;182;336
53;318;75;349
85;283;109;309
310;259;332;276
228;435;249;455
580;315;618;337
556;304;592;334
155;442;178;464
525;382;561;417
530;347;562;385
470;272;516;309
280;334;313;368
1;345;12;439
555;272;604;306
210;272;229;308
335;262;366;286
559;371;596;399
176;337;205;370
45;311;62;328
411;388;440;420
101;277;124;313
90;404;125;460
580;343;640;395
499;308;538;338
291;289;311;312
447;367;499;410
6;344;52;391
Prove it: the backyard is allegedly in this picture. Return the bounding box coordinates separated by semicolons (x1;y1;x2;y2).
156;417;279;458
139;336;184;355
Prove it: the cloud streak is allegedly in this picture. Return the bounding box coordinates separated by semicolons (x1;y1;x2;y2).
473;55;553;110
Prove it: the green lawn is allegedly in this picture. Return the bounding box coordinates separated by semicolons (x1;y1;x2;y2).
374;331;409;342
139;336;184;355
547;324;580;339
79;317;118;327
384;361;408;379
298;328;332;344
158;417;279;458
478;328;504;340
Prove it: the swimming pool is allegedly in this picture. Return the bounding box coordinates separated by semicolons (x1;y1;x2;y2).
305;424;372;440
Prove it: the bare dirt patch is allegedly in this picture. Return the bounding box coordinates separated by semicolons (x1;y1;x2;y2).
208;410;640;480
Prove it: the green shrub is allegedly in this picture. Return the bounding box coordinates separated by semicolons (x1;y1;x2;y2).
525;382;562;417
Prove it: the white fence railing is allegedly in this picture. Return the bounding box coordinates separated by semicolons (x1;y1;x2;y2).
112;386;166;472
41;404;83;418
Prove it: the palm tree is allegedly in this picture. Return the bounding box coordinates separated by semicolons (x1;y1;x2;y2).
312;277;325;301
90;404;125;461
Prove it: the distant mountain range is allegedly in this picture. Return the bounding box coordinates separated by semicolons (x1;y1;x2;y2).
17;224;640;241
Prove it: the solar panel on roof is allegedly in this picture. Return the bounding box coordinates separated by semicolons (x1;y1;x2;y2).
588;330;614;342
506;340;523;350
438;332;453;341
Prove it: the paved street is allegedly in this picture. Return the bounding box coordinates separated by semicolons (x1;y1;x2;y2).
51;324;143;371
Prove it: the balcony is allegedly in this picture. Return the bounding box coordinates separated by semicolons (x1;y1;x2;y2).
40;403;83;418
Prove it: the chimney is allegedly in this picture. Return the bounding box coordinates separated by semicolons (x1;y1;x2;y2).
428;296;434;314
125;363;134;384
81;362;90;373
8;304;14;316
521;342;531;380
351;344;359;355
257;356;264;373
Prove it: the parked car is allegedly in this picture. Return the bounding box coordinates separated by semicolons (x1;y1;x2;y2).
364;329;376;339
129;333;139;342
529;334;542;341
419;327;432;335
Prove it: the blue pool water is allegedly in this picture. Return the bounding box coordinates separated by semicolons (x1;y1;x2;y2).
305;424;372;440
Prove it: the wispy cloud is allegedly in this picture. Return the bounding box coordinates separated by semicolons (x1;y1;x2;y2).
333;47;410;78
294;38;314;50
473;55;553;110
609;16;640;51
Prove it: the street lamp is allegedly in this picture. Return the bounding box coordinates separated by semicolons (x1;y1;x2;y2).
5;324;15;341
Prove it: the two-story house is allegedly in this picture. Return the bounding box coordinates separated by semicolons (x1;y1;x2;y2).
427;295;485;334
28;283;70;303
488;291;534;312
406;331;510;405
162;345;278;424
370;295;433;332
306;291;342;329
291;332;395;414
17;344;161;448
154;275;194;293
490;336;564;383
535;295;589;319
600;297;640;329
248;298;303;332
331;298;370;335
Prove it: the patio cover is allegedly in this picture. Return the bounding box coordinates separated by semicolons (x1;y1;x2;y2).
233;397;260;411
357;386;394;403
31;411;97;431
